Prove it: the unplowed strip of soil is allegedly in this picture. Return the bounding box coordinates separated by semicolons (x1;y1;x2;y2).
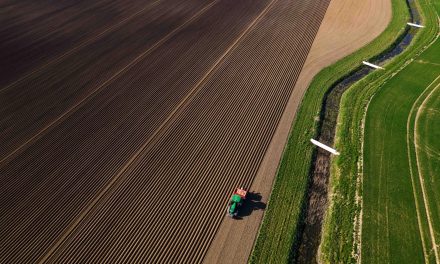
1;0;327;262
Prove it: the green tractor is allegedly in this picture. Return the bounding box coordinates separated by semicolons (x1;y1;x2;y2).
227;187;247;218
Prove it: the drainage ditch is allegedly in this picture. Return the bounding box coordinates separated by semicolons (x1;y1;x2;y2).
294;1;419;263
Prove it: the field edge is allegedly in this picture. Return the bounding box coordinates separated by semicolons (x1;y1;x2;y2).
249;0;412;263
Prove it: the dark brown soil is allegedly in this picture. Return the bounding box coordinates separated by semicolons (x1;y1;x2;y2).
0;0;329;262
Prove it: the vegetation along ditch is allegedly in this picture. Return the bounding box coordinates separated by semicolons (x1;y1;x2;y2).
294;0;419;263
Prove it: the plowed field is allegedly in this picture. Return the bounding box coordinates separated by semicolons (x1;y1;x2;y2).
0;0;330;262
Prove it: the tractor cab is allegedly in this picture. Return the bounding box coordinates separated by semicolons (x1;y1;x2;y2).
227;188;247;217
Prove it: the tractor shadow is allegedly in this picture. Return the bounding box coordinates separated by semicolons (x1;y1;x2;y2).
236;192;266;219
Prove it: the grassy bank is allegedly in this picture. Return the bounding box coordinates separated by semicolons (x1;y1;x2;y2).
250;0;413;263
327;0;439;263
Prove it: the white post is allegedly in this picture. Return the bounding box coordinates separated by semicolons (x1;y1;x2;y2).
310;139;340;155
362;61;384;70
407;22;424;28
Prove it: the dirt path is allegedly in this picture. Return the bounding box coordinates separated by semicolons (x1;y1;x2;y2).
203;0;391;263
412;78;440;263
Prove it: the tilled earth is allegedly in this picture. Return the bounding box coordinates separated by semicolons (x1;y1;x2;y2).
0;0;329;262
